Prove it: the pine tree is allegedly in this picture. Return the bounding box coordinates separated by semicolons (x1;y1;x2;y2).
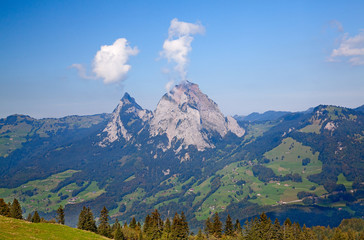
272;218;283;239
234;219;242;235
145;209;163;239
205;217;213;236
56;205;65;224
257;212;272;239
143;214;151;234
129;216;137;229
112;218;121;234
0;198;10;217
114;225;125;240
171;212;181;239
225;214;234;236
98;206;111;237
10;198;22;219
180;211;189;239
77;206;97;232
212;212;222;238
196;228;204;240
161;218;171;240
32;211;40;223
26;213;32;222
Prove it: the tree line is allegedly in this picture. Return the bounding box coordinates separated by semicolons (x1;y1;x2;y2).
1;198;363;239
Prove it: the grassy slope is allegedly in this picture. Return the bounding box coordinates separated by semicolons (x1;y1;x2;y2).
0;215;107;240
0;170;105;216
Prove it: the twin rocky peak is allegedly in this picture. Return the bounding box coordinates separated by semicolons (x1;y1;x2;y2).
99;81;245;151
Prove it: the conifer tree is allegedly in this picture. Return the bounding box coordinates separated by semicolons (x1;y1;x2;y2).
161;218;171;240
257;212;272;239
180;211;189;239
26;213;32;222
77;206;97;232
225;214;234;236
114;225;125;240
32;211;40;223
212;212;222;238
196;228;204;240
98;206;111;237
205;217;213;236
171;212;181;239
234;219;242;235
10;198;22;219
129;216;137;229
171;212;189;239
143;214;151;234
272;218;283;239
0;198;10;217
112;218;121;234
56;205;65;224
145;209;163;239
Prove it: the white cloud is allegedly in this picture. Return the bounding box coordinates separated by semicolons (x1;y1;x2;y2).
70;64;95;80
329;30;364;65
72;38;139;84
160;18;205;81
165;80;175;92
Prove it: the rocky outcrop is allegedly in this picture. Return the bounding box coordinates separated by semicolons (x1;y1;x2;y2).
150;81;245;151
99;93;152;147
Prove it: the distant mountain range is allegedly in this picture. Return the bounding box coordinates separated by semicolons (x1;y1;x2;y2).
0;81;363;230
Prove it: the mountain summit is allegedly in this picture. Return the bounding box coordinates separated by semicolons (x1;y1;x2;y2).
99;92;152;146
150;81;245;151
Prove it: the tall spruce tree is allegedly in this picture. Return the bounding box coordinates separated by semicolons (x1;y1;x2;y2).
0;198;10;217
98;206;111;237
26;213;32;222
129;216;137;229
10;198;22;219
114;224;125;240
234;219;242;235
77;206;97;232
56;205;65;224
225;214;234;236
212;212;222;238
161;218;171;240
112;218;121;234
143;214;151;234
31;211;40;223
196;228;204;240
257;212;272;239
205;217;213;236
145;209;163;239
180;211;189;239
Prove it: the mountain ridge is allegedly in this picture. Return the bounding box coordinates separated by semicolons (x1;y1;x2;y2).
0;82;363;229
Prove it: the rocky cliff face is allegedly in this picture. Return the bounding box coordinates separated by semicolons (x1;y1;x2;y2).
99;81;244;150
149;81;245;151
99;93;152;147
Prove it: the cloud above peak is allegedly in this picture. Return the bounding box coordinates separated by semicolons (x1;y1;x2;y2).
160;18;205;82
329;30;364;65
72;38;139;84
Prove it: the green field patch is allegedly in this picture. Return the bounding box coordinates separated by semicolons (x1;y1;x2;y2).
191;177;213;205
299;124;321;134
0;170;105;215
145;177;194;205
243;122;276;143
264;137;322;178
124;174;136;182
336;173;353;191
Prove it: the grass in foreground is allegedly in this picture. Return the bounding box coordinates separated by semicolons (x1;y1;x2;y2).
0;215;108;240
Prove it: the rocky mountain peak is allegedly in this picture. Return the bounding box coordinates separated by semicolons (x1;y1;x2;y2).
150;81;245;151
98;92;152;147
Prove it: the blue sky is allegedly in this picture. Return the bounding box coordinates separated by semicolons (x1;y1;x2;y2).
1;0;363;118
